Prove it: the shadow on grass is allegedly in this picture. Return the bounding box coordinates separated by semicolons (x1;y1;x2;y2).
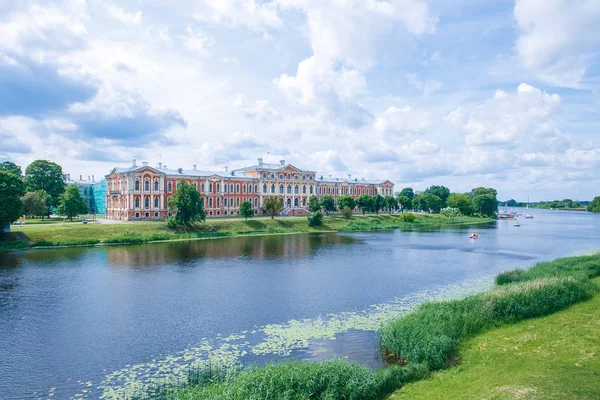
243;220;267;230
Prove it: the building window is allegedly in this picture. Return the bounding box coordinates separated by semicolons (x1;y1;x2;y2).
294;175;299;180
254;185;258;193
135;197;140;208
302;185;306;194
236;184;240;193
302;175;306;180
210;211;213;215
248;185;252;193
230;197;233;207
286;174;291;179
144;197;150;209
310;186;313;194
279;184;284;194
144;180;149;191
263;184;267;193
135;180;140;191
230;184;234;192
302;198;306;207
224;198;228;206
209;198;213;207
309;176;313;180
243;184;246;193
254;198;258;206
294;185;299;194
217;198;220;207
236;198;240;206
209;183;213;192
154;197;159;208
135;212;140;218
201;183;205;192
287;185;292;194
262;172;266;178
154;212;159;217
154;180;159;191
279;174;284;179
271;184;275;193
217;211;220;215
168;182;172;192
216;183;220;192
270;173;275;179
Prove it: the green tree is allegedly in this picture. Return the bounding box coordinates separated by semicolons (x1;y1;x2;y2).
397;195;412;211
56;184;88;220
446;193;474;216
0;170;25;229
21;191;48;218
384;196;398;214
320;195;336;215
587;196;600;213
167;179;205;226
357;195;374;215
399;187;414;201
263;196;283;219
307;195;321;213
413;192;442;213
307;210;323;226
24;160;65;211
472;193;498;216
471;187;498;198
341;206;353;219
373;194;385;214
0;161;22;177
424;185;450;207
238;200;254;220
337;195;356;211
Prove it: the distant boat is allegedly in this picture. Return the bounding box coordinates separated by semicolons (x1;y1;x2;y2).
525;214;534;219
514;220;521;227
469;233;479;239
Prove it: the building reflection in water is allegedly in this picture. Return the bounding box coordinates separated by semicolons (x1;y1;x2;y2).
105;233;361;268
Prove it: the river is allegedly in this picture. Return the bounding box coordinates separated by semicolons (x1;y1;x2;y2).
0;209;599;399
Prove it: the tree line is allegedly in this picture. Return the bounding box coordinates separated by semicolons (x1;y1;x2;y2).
1;160;88;229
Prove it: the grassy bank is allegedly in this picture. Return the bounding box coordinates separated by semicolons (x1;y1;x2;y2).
390;277;600;399
0;213;491;251
133;253;599;400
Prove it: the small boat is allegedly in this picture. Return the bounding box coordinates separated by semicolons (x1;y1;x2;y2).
514;221;521;227
469;233;479;239
525;214;534;219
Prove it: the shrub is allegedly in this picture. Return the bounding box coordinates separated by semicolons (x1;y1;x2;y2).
307;211;323;227
342;206;353;219
399;212;416;223
440;207;461;217
166;218;178;230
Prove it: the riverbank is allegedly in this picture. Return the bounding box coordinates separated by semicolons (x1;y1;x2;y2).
143;253;600;400
0;213;492;251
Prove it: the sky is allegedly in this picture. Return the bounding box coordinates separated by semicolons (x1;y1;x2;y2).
0;0;599;201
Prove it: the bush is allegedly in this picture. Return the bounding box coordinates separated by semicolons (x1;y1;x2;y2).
440;207;461;217
399;212;416;223
342;206;353;219
307;211;323;227
166;217;178;230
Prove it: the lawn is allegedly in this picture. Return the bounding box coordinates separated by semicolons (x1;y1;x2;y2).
389;276;600;400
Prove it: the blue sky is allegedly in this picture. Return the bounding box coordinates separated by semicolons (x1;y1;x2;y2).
0;0;599;201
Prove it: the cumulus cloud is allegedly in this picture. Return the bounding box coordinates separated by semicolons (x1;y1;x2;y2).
0;127;32;153
234;95;279;121
406;73;443;95
446;83;562;148
375;106;431;137
193;0;283;32
107;4;142;25
514;0;600;87
182;26;214;57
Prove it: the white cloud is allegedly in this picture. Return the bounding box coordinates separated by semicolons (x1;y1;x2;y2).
234;94;279;121
182;26;213;57
445;83;562;147
514;0;600;87
375;106;431;137
107;4;142;25
193;0;283;32
406;73;443;95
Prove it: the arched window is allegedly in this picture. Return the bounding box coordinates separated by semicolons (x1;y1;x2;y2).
248;185;252;193
279;184;284;194
216;183;220;192
310;186;313;194
294;185;299;194
270;173;275;178
154;197;159;208
217;198;220;207
302;185;306;194
144;197;149;208
230;184;233;192
254;185;258;192
209;198;213;207
154;180;159;191
135;197;140;208
262;173;266;178
294;198;298;207
201;183;205;192
279;174;284;179
167;182;172;192
263;184;267;193
135;180;140;191
271;184;275;193
287;185;292;194
236;184;240;193
286;174;290;179
224;198;228;206
154;212;159;217
209;183;213;192
243;184;246;193
254;198;258;206
302;198;306;206
230;197;233;207
236;198;240;206
144;180;149;191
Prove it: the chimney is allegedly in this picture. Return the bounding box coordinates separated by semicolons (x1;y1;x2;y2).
225;166;228;172
258;158;263;166
79;175;83;181
132;159;137;167
142;161;148;167
163;165;167;169
280;160;285;166
193;164;197;171
88;175;91;181
92;175;95;182
178;168;183;174
158;162;162;169
348;174;351;180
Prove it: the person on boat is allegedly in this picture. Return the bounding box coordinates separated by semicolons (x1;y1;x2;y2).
469;233;479;238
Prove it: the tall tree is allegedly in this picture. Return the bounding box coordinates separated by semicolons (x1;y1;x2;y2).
337;195;356;211
472;193;498;216
373;194;385;214
0;170;25;229
446;193;474;216
21;191;48;218
471;187;498;198
307;195;321;213
0;161;22;177
413;192;442;213
238;200;254;221
167;179;205;226
263;196;283;219
24;160;65;210
424;185;450;207
397;195;412;211
399;187;414;201
588;196;600;213
56;184;88;221
384;196;398;214
320;195;336;215
357;195;374;215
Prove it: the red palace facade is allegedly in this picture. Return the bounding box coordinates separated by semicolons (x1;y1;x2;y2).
105;158;394;220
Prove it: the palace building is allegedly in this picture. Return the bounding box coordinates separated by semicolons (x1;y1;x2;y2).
105;158;394;220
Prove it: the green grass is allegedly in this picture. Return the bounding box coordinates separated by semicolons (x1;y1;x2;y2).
390;276;600;400
0;214;492;250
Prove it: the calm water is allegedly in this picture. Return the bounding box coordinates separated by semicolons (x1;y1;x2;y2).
1;209;599;398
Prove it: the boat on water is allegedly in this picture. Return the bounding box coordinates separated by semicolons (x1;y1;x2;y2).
514;221;521;227
469;233;480;239
525;214;534;219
